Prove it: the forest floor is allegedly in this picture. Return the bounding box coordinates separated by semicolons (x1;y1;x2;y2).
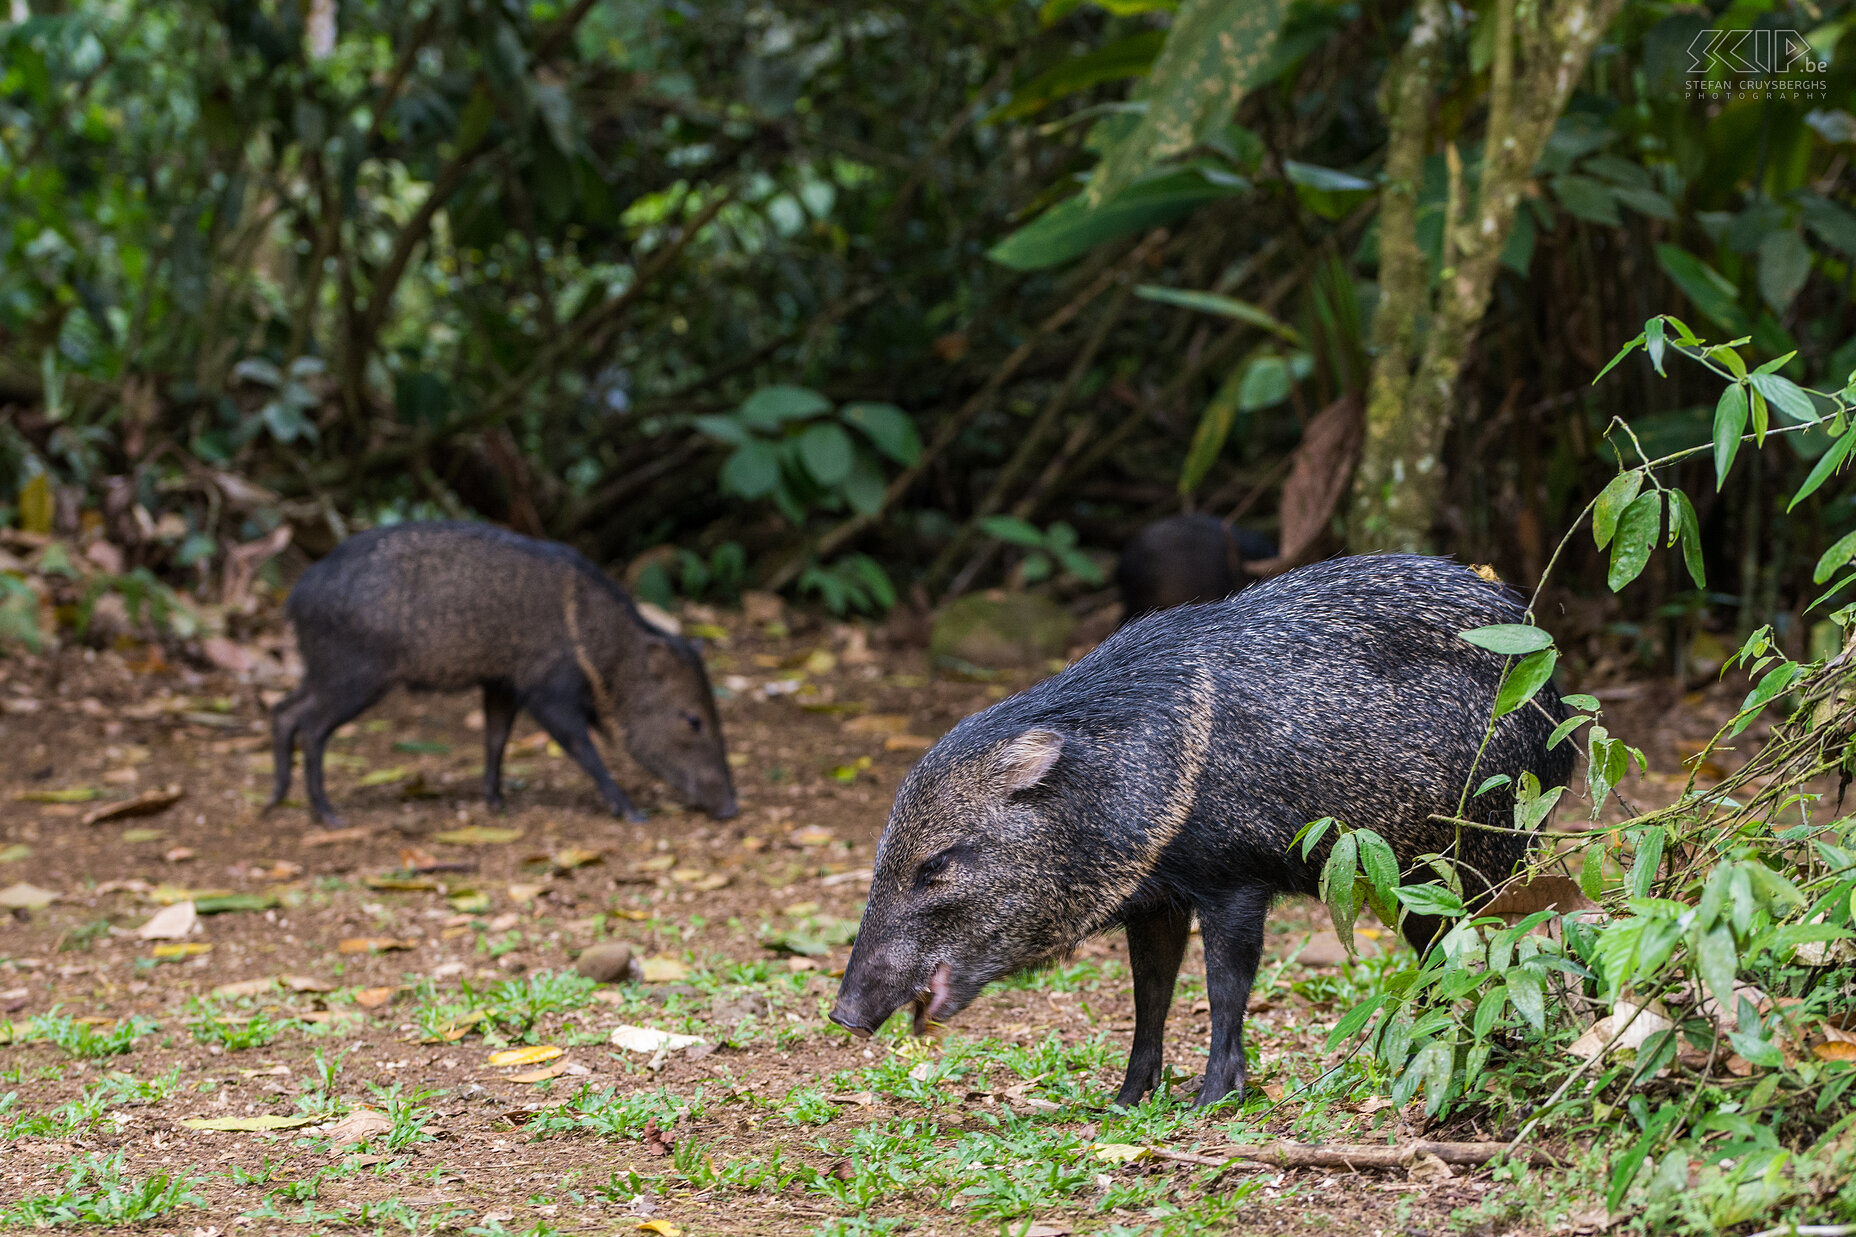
0;596;1755;1237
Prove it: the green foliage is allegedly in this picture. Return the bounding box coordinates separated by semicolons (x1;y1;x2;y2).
699;386;918;523
975;518;1105;585
797;554;896;617
2;1151;205;1227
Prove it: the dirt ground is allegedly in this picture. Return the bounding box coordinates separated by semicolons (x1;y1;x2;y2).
0;598;1750;1237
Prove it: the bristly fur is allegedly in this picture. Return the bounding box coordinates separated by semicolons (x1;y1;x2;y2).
268;521;736;825
833;553;1573;1109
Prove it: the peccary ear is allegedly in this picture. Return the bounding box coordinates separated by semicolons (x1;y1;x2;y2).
643;639;678;674
996;729;1064;793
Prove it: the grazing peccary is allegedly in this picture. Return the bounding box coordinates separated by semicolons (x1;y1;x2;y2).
1116;513;1277;622
269;522;737;826
831;554;1571;1108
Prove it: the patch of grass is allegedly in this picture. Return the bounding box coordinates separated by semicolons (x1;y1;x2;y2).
55;919;112;953
527;1083;707;1141
188;1004;298;1051
25;1013;158;1059
2;1151;205;1227
365;1082;442;1151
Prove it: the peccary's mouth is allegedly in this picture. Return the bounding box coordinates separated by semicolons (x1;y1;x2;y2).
910;962;955;1036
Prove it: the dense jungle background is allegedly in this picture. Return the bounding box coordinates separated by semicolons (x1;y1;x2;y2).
6;1;1856;1235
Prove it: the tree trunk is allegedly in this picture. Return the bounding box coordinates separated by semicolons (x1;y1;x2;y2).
1347;0;1628;553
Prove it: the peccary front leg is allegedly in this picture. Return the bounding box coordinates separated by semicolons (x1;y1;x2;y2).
481;681;517;811
299;681;388;826
525;684;646;822
265;686;314;810
1196;885;1271;1108
1115;902;1191;1107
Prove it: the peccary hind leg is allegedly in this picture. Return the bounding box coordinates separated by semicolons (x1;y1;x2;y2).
1196;886;1271;1108
265;686;315;810
524;680;645;822
299;680;389;825
481;681;518;811
1116;902;1192;1106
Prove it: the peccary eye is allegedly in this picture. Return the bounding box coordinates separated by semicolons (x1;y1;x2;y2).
913;850;955;888
682;712;703;733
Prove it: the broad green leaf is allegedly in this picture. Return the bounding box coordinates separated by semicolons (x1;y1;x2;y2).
1552;174;1620;227
1756;229;1813;314
737;385;832;429
1514;783;1565;833
995;32;1166;121
1179;364;1244;495
1547;714;1588;749
1296;815;1336;859
1458;624;1554;655
1671;491;1705;588
1713;384;1748;487
1749;372;1816;422
989;169;1246;270
977;516;1045;547
1592;471;1643;549
1237;355;1293;411
1356;829;1400;905
1606;492;1662;592
1282;160;1374;192
1507;968;1545;1033
1814;529;1856;584
1580;845;1606;900
1730;662;1802;737
1473;985;1510;1039
1083;0;1290;207
839;402;921;465
1655;244;1750;335
691;414;751;446
1136;285;1302;344
1494;649;1558;718
1644;317;1666;376
1561;693;1601;712
1797;190;1856;257
1320;831;1360;952
1611;186;1676;221
1696;923;1739;1017
1326;993;1390;1048
1627;827;1665;899
719;441;781;500
1393;883;1466;918
797;422;856;487
1415;1039;1455;1116
1788;427;1856;511
1729;1023;1784;1068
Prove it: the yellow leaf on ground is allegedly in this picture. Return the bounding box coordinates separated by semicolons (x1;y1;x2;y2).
431;826;522;845
636;1222;682;1237
550;847;604;870
180;1115;318;1132
489;1045;564;1068
633;854;677;872
16;787;101;803
790;827;834;847
638;955;688;982
151;943;212;959
1092;1143;1153;1164
1814;1041;1856;1062
358;766;410;787
612;908;650;921
353;987;399;1009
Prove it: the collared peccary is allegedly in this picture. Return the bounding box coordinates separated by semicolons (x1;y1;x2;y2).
268;521;738;826
831;554;1571;1108
1116;513;1277;622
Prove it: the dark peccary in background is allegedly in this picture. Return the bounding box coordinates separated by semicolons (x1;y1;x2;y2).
269;521;738;826
1116;512;1278;622
832;554;1572;1109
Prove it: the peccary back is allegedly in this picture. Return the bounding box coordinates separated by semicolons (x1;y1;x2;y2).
270;521;736;825
1116;513;1277;621
832;554;1571;1109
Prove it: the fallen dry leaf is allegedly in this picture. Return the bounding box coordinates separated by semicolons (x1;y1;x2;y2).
322;1109;394;1146
1566;1000;1674;1060
302;826;376;846
181;1114;318;1132
0;882;59;910
549;847;604;870
488;1045;564;1068
1092;1143;1152;1164
636;1222;682;1237
883;733;937;751
633;854;677;873
353;987;399;1009
639;955;688;982
337;937;416;954
843;713;910;735
82;785;184;826
151;942;212;959
282;975;334;992
1481;874;1596;918
432;825;522;845
138;900;197;940
213;977;279;999
14;787;101;803
610;1025;705;1053
790;827;835;847
509;1062;571;1084
1408;1152;1455;1182
1813;1041;1856;1062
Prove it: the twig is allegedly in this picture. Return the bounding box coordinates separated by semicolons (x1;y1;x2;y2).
1173;1140;1561;1170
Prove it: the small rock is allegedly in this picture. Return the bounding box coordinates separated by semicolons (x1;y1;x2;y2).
644;983;701;1005
573;942;635;983
709;992;771;1025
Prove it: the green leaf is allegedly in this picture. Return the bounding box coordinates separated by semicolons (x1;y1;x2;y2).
840;456;886;516
1415;1039;1455;1116
1749;372;1817;422
995;32;1166;121
1671;491;1705;589
1593;333;1645;384
1789;427;1856;511
719;441;781;499
1552;174;1621;227
1713;384;1748;488
1356;829;1400;905
1135;286;1302;344
839;403;921;465
1237;355;1293;411
737;385;831;429
1592;471;1644;549
1394;883;1467;918
1179;365;1244;496
1611;187;1676;221
1655;244;1750;335
1696;923;1739;1019
1607;492;1661;592
1281;160;1374;192
1731;662;1803;737
1729;1024;1784;1069
1458;624;1554;655
989;169;1247;270
1082;0;1290;207
1580;845;1606;901
1644;317;1666;376
1814;529;1856;584
1561;693;1601;712
1319;831;1360;952
1494;649;1558;718
797;423;856;487
1507;968;1545;1033
1547;714;1589;749
977;516;1046;548
1327;993;1391;1048
1756;229;1813;314
1296;816;1335;860
1627;827;1666;900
